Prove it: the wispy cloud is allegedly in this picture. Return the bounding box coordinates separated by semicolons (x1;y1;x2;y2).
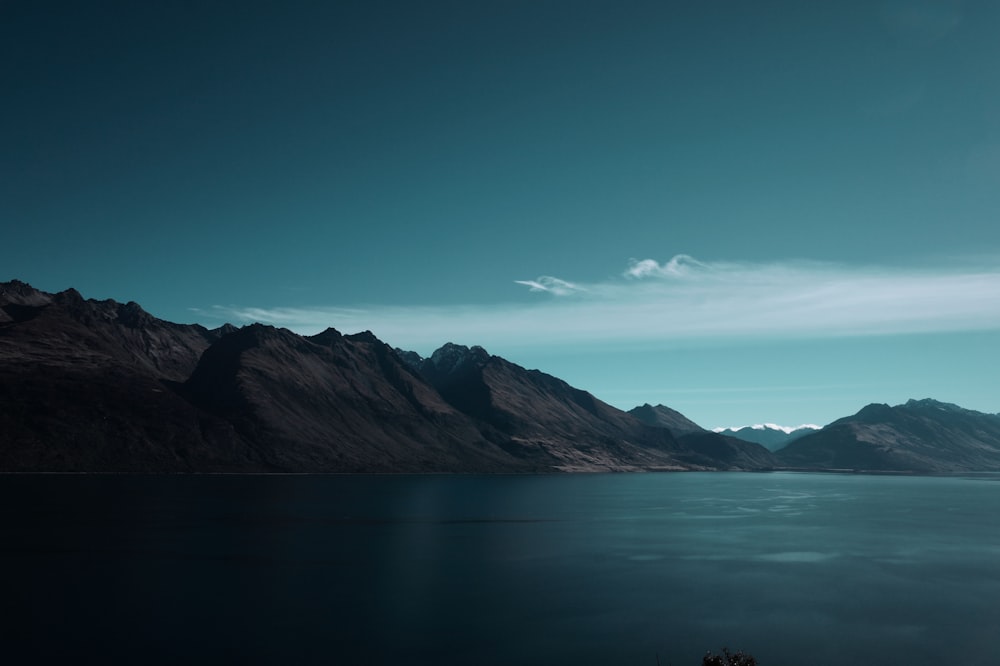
206;255;1000;352
623;254;709;279
512;276;583;295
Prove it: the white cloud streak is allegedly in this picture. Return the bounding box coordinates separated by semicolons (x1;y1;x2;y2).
512;276;583;295
208;255;1000;352
624;254;709;279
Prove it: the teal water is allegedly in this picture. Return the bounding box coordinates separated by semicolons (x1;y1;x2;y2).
3;472;1000;665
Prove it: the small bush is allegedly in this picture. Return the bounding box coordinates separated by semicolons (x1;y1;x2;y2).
702;647;758;666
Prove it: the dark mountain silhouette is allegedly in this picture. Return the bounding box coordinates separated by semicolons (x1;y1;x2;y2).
775;399;1000;472
0;280;776;473
714;425;820;451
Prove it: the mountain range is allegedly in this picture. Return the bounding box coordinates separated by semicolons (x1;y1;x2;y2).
3;280;999;474
0;280;775;473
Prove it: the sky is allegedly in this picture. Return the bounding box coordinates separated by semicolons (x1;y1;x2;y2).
3;1;999;429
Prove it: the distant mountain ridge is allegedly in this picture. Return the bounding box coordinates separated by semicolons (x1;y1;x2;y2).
0;280;776;473
775;399;1000;472
713;424;821;451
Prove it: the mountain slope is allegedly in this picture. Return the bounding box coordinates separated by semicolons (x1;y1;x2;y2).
415;344;778;471
776;399;1000;472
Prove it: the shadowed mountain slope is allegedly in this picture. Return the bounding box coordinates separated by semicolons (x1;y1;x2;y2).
1;281;223;380
183;327;520;472
0;282;250;472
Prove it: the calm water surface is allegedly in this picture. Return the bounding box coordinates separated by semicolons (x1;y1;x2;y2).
3;472;1000;665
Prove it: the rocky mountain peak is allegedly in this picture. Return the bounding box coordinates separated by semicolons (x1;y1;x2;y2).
345;330;379;344
628;403;705;436
216;323;300;351
0;279;51;306
212;323;239;337
854;402;893;422
904;398;964;413
393;348;424;371
0;280;53;322
427;342;491;374
116;300;153;327
308;327;344;347
57;287;84;301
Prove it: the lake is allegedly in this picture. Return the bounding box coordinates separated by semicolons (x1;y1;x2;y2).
3;472;1000;665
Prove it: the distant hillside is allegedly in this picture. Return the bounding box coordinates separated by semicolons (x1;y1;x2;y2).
628;403;705;436
714;424;821;451
0;280;776;473
775;399;1000;472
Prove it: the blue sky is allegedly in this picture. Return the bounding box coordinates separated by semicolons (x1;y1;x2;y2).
3;1;999;428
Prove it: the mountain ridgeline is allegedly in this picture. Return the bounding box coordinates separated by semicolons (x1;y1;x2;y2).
714;425;820;451
3;280;999;474
0;280;776;473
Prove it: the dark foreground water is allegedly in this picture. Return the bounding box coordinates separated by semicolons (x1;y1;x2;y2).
3;472;1000;665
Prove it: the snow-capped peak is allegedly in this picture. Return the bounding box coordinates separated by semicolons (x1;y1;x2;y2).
712;423;822;434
